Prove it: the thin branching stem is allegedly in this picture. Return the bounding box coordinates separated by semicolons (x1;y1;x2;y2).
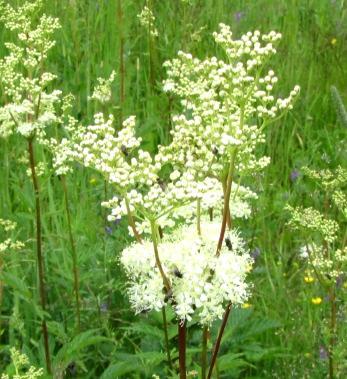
207;303;232;379
27;138;51;373
150;220;171;291
117;0;125;124
216;150;237;256
125;198;142;243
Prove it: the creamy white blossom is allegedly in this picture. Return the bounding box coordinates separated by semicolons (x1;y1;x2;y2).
121;221;252;325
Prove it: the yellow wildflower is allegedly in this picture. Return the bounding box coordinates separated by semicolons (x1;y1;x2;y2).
311;297;322;305
304;276;315;283
89;177;97;185
242;303;252;309
331;38;337;46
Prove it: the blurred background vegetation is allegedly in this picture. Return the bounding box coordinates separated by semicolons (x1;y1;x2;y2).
0;0;346;377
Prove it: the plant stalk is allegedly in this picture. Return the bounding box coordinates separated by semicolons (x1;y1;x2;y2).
216;151;237;256
27;138;51;373
150;220;171;291
117;0;125;124
207;303;232;379
61;175;81;332
162;306;173;370
201;326;208;379
124;198;142;243
178;320;187;379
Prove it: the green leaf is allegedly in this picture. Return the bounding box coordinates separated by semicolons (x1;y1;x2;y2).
53;330;109;369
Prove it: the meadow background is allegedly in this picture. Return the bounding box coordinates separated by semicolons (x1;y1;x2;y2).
0;0;346;378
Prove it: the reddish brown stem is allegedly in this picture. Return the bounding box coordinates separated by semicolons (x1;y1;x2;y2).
216;154;236;256
201;326;209;379
178;320;187;379
207;303;232;379
28;138;51;373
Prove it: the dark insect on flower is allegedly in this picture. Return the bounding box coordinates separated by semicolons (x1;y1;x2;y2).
212;146;219;156
173;267;183;278
164;288;173;303
225;237;233;251
157;178;167;191
105;226;113;235
140;308;149;314
121;144;128;156
250;247;261;261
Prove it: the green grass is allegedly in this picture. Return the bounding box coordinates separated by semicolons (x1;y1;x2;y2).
0;0;346;378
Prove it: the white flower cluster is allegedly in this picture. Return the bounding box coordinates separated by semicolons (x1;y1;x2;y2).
89;71;116;104
287;205;339;244
298;243;347;280
137;5;158;37
0;1;61;140
161;24;300;178
121;221;252;325
0;219;25;254
1;347;43;379
289;166;346;283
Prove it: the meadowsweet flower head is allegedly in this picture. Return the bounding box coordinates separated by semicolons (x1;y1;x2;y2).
121;221;252;325
160;25;300;185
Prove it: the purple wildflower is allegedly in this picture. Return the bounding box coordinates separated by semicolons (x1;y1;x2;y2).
234;11;244;22
100;302;108;313
290;169;300;182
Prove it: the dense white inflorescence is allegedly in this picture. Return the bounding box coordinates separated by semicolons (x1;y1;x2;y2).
121;221;252;325
0;1;61;140
159;24;300;180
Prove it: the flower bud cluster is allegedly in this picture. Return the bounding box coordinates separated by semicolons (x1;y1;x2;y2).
1;347;43;379
137;6;158;37
161;24;300;179
288;166;346;283
287;206;339;244
0;219;25;254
